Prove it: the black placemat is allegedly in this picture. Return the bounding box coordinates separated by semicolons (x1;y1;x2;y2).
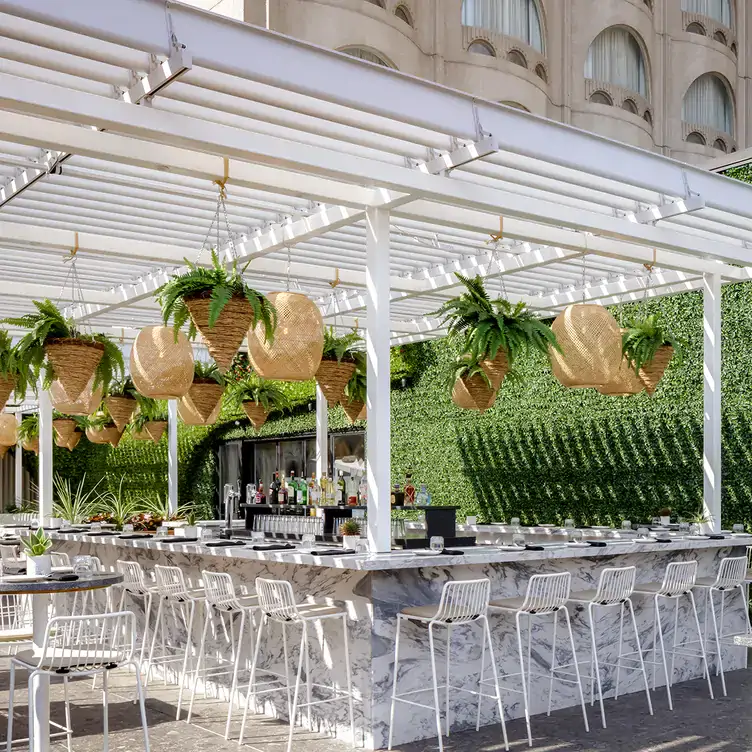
310;549;360;556
251;543;296;551
164;537;199;543
587;541;608;547
84;531;119;537
204;540;246;548
47;573;78;582
524;544;545;551
118;534;152;539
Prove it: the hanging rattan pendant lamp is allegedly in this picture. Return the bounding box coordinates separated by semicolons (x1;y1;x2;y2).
46;339;104;403
50;374;104;416
316;360;356;405
550;304;623;388
0;414;17;447
248;292;324;381
130;326;194;399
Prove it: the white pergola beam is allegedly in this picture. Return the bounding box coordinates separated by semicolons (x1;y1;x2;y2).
703;273;722;532
418;136;498;175
124;46;192;105
630;196;705;224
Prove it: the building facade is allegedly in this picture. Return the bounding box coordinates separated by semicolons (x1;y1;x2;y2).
186;0;748;164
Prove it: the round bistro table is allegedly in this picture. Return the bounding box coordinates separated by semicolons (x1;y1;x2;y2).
0;572;123;752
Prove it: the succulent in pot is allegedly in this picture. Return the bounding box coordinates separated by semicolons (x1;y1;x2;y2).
339;519;362;549
4;299;124;404
22;527;52;576
227;374;289;431
657;507;672;527
156;250;276;372
315;328;361;405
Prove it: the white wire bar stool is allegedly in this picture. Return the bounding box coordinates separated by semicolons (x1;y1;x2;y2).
489;571;589;747
116;560;158;667
6;611;150;752
568;566;653;728
238;577;355;752
0;544;25;574
693;555;751;696
187;570;259;738
146;564;204;719
632;560;713;708
389;578;508;752
0;592;32;655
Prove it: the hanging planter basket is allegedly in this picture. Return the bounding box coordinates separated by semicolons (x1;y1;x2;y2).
66;431;83;451
86;425;120;445
185;294;253;373
45;338;104;403
104;396;137;431
248;292;324;381
550;304;623;388
451;374;497;412
597;329;644;397
342;399;365;424
184;381;224;423
0;375;15;412
131;426;152;441
53;419;78;447
0;444;10;459
50;374;104;416
242;401;269;430
357;403;367;421
145;420;167;443
480;350;509;391
178;395;221;426
315;359;356;405
130;326;194;399
22;437;39;454
0;414;17;447
639;345;674;396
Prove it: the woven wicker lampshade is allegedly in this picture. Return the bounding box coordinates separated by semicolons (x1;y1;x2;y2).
248;292;324;381
130;326;194;399
550;304;623;388
50;374;103;416
315;359;356;405
451;375;496;412
45;338;104;403
66;431;83;451
53;419;78;447
104;396;137;431
0;414;17;447
86;425;120;445
242;401;269;430
597;329;645;396
183;382;223;423
639;345;674;395
185;295;253;372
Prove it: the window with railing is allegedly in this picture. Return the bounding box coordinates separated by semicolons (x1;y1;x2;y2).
340;47;395;68
585;27;648;99
461;0;544;53
682;73;733;136
681;0;733;29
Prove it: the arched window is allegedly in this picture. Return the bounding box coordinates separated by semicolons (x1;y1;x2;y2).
395;5;413;26
622;98;638;114
713;30;727;44
643;109;653;126
585;27;648;98
461;0;544;53
686;131;707;145
681;0;733;28
535;63;547;82
340;47;395;68
589;91;613;106
683;73;733;134
500;101;530;111
713;138;728;151
686;22;707;34
507;49;528;68
468;39;496;56
365;0;386;7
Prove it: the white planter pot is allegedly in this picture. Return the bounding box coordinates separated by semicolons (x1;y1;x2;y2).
342;535;359;550
46;518;64;529
27;555;52;576
660;516;671;527
180;526;198;538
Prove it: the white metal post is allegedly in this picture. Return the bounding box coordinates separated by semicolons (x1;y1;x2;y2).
366;206;391;553
703;272;722;533
315;384;328;479
38;387;53;524
168;399;178;516
14;411;22;507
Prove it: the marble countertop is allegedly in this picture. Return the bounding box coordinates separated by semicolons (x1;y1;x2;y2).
46;531;752;571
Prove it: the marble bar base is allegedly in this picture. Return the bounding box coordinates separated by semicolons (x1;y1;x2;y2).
52;537;749;750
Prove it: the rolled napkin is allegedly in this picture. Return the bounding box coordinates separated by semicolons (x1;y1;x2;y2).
204;540;246;548
524;544;546;551
654;538;673;543
587;541;608;547
251;543;296;551
84;531;119;537
46;573;78;582
55;529;88;535
164;537;200;543
310;549;360;556
118;534;152;539
707;534;726;540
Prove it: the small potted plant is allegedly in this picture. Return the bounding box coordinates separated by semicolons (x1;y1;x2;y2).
181;509;198;538
227;374;290;430
658;507;672;527
339;519;362;550
316;328;361;405
22;527;52;576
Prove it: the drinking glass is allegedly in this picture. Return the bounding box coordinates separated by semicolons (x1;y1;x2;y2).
155;525;168;538
90;522;102;532
202;526;217;541
301;533;316;549
679;521;690;534
570;529;584;544
690;522;701;536
430;536;444;553
733;523;745;534
355;539;369;554
621;520;632;531
510;517;521;528
72;555;93;577
651;517;661;528
512;532;526;547
251;531;265;543
637;527;650;539
564;518;575;530
122;523;134;534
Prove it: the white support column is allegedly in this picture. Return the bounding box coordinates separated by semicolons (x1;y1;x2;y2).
168;399;178;516
366;206;391;553
38;387;53;524
315;385;328;479
703;272;722;532
14;412;22;507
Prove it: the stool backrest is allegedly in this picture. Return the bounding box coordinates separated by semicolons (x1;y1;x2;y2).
0;593;31;635
203;570;240;610
433;578;490;624
154;564;189;598
256;577;298;621
49;552;70;568
32;611;136;672
521;572;571;613
660;561;697;595
746;545;752;572
594;566;636;605
117;560;147;593
0;544;21;563
713;556;747;588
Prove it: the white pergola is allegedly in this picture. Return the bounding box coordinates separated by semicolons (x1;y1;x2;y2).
1;0;751;546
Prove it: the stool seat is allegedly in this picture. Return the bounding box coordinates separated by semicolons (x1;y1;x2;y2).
488;596;527;611
12;648;123;671
633;581;684;595
401;604;440;620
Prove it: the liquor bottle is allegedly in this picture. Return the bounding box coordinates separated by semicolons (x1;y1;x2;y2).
255;479;265;504
327;476;337;506
309;473;319;505
415;483;429;506
299;476;308;506
247;483;257;504
358;476;367;505
404;471;416;506
289;471;297;505
278;473;288;505
347;475;358;507
337;470;346;507
269;472;280;504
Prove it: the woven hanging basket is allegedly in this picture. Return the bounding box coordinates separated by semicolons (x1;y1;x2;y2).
66;431;83;451
53;419;78;447
178;395;222;426
45;338;104;403
248;292;324;381
0;375;14;412
0;414;17;447
130;326;194;399
104;396;137;431
0;444;10;459
315;359;356;405
639;345;674;396
86;425;119;445
50;374;104;416
185;294;253;373
342;399;365;424
242;401;269;430
451;374;497;412
184;381;224;422
357;403;367;421
596;329;644;397
108;428;124;448
131;427;152;441
550;304;623;389
145;420;167;443
22;437;39;454
480;350;510;391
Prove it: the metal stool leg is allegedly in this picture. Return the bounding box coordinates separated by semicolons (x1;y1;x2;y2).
547;609;558;715
692;590;715;699
388;616;402;751
225;610;247;738
515;611;533;747
445;625;452;736
475;617;486;732
562;606;589;732
614;603;625;700
627;599;653;716
238;614;266;746
6;662;14;752
482;616;509;751
286;623;308;752
654;595;674;710
188;607;211;724
342;614;355;746
427;623;444;752
176;600;197;719
588;603;606;728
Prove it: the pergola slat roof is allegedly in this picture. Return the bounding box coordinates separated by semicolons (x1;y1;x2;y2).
0;0;751;347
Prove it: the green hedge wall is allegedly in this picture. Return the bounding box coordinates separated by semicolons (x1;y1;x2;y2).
41;280;752;528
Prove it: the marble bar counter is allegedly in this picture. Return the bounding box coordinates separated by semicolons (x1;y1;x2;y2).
50;533;751;750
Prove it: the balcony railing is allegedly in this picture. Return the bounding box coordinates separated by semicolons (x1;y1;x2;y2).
461;25;548;83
